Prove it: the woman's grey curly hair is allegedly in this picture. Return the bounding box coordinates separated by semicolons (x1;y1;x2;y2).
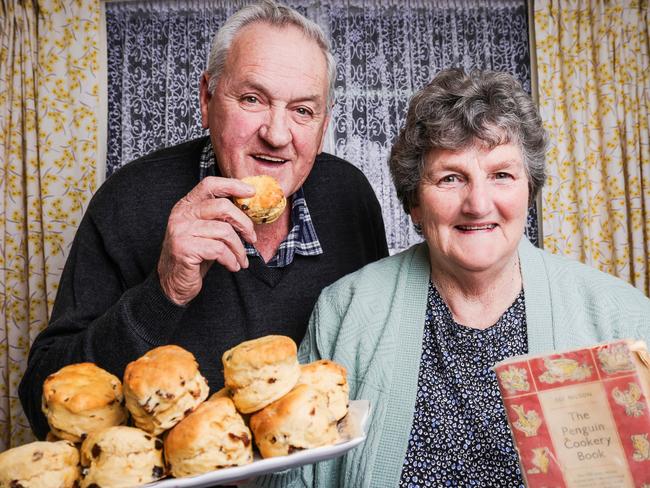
389;68;548;214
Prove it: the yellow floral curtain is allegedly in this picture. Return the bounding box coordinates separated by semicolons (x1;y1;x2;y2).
0;0;100;450
535;0;650;295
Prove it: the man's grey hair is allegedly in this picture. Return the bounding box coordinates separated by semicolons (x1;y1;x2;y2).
389;68;548;214
205;0;336;109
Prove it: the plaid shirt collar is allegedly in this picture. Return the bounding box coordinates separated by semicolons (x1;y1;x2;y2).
199;140;322;268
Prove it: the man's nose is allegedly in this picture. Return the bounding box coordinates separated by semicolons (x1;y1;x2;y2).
259;108;292;147
462;180;493;216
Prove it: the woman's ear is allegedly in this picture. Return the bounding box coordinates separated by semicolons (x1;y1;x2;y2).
410;205;423;234
410;205;421;226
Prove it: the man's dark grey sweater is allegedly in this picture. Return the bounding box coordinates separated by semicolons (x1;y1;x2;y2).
19;137;388;439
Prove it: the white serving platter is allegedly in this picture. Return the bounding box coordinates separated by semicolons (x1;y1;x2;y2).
145;399;370;487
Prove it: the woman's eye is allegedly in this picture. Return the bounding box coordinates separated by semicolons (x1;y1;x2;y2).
440;174;460;183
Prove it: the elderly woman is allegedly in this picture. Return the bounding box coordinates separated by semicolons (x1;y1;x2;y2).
254;68;650;488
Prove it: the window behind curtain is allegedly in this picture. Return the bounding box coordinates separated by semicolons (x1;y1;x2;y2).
106;0;535;253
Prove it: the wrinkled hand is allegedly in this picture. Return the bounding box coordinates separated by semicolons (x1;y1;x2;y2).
158;176;256;305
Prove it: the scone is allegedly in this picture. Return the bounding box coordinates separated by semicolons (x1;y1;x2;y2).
42;362;128;442
234;175;286;224
208;387;253;424
79;426;165;488
249;384;339;458
0;440;79;488
164;396;253;477
46;431;63;442
208;387;231;401
222;335;301;414
123;345;209;435
297;359;350;420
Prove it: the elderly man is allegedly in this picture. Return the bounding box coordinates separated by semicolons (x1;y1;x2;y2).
19;1;387;439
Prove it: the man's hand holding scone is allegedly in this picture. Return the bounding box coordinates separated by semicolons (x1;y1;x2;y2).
158;176;257;305
158;174;286;306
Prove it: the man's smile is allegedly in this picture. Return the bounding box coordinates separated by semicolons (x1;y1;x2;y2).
252;154;289;164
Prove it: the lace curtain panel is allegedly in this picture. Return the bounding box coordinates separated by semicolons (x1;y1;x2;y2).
105;0;535;253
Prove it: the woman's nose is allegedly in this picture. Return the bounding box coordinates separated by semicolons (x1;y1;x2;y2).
462;180;493;216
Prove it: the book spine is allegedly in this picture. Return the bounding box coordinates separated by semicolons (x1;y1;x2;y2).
496;359;567;487
596;347;650;486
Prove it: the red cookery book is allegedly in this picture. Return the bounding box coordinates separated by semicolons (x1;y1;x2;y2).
493;340;650;488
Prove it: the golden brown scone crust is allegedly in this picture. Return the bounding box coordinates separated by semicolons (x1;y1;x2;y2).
208;388;253;423
298;360;350;421
249;384;339;458
123;345;209;435
222;335;300;413
164;396;253;477
234;175;287;224
0;440;80;488
223;335;297;370
45;431;62;442
79;426;165;488
42;363;128;443
208;387;231;401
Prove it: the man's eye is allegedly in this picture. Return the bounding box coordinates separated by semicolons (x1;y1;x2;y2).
243;96;258;104
495;172;513;179
296;107;313;116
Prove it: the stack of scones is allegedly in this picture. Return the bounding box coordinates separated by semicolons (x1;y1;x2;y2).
0;336;350;487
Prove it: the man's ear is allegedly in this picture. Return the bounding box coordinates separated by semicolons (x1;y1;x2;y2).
317;111;332;154
199;73;212;129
